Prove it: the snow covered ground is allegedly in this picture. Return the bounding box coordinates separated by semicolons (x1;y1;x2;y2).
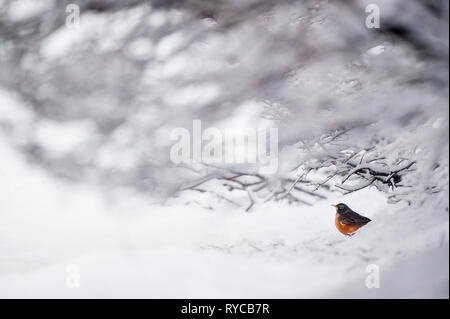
0;135;448;298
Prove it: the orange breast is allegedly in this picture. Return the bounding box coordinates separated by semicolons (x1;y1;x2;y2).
335;213;360;236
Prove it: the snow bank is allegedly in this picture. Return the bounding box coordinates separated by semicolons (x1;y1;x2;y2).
0;137;448;298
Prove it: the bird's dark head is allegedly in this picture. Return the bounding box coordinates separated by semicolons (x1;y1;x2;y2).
332;203;349;214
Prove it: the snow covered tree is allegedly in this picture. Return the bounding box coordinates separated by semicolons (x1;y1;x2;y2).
0;0;448;210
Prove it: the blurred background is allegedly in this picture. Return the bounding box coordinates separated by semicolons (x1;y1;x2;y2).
0;0;448;298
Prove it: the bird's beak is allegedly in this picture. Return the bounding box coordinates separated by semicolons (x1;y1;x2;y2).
331;204;338;208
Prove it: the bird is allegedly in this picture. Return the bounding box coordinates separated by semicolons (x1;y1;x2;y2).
331;203;371;236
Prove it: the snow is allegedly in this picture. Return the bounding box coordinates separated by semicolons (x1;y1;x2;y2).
0;136;447;298
0;1;448;298
7;0;51;22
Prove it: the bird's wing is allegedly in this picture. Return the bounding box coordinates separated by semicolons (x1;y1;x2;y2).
338;211;371;226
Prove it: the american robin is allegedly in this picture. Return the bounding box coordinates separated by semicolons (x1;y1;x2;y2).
332;203;371;236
